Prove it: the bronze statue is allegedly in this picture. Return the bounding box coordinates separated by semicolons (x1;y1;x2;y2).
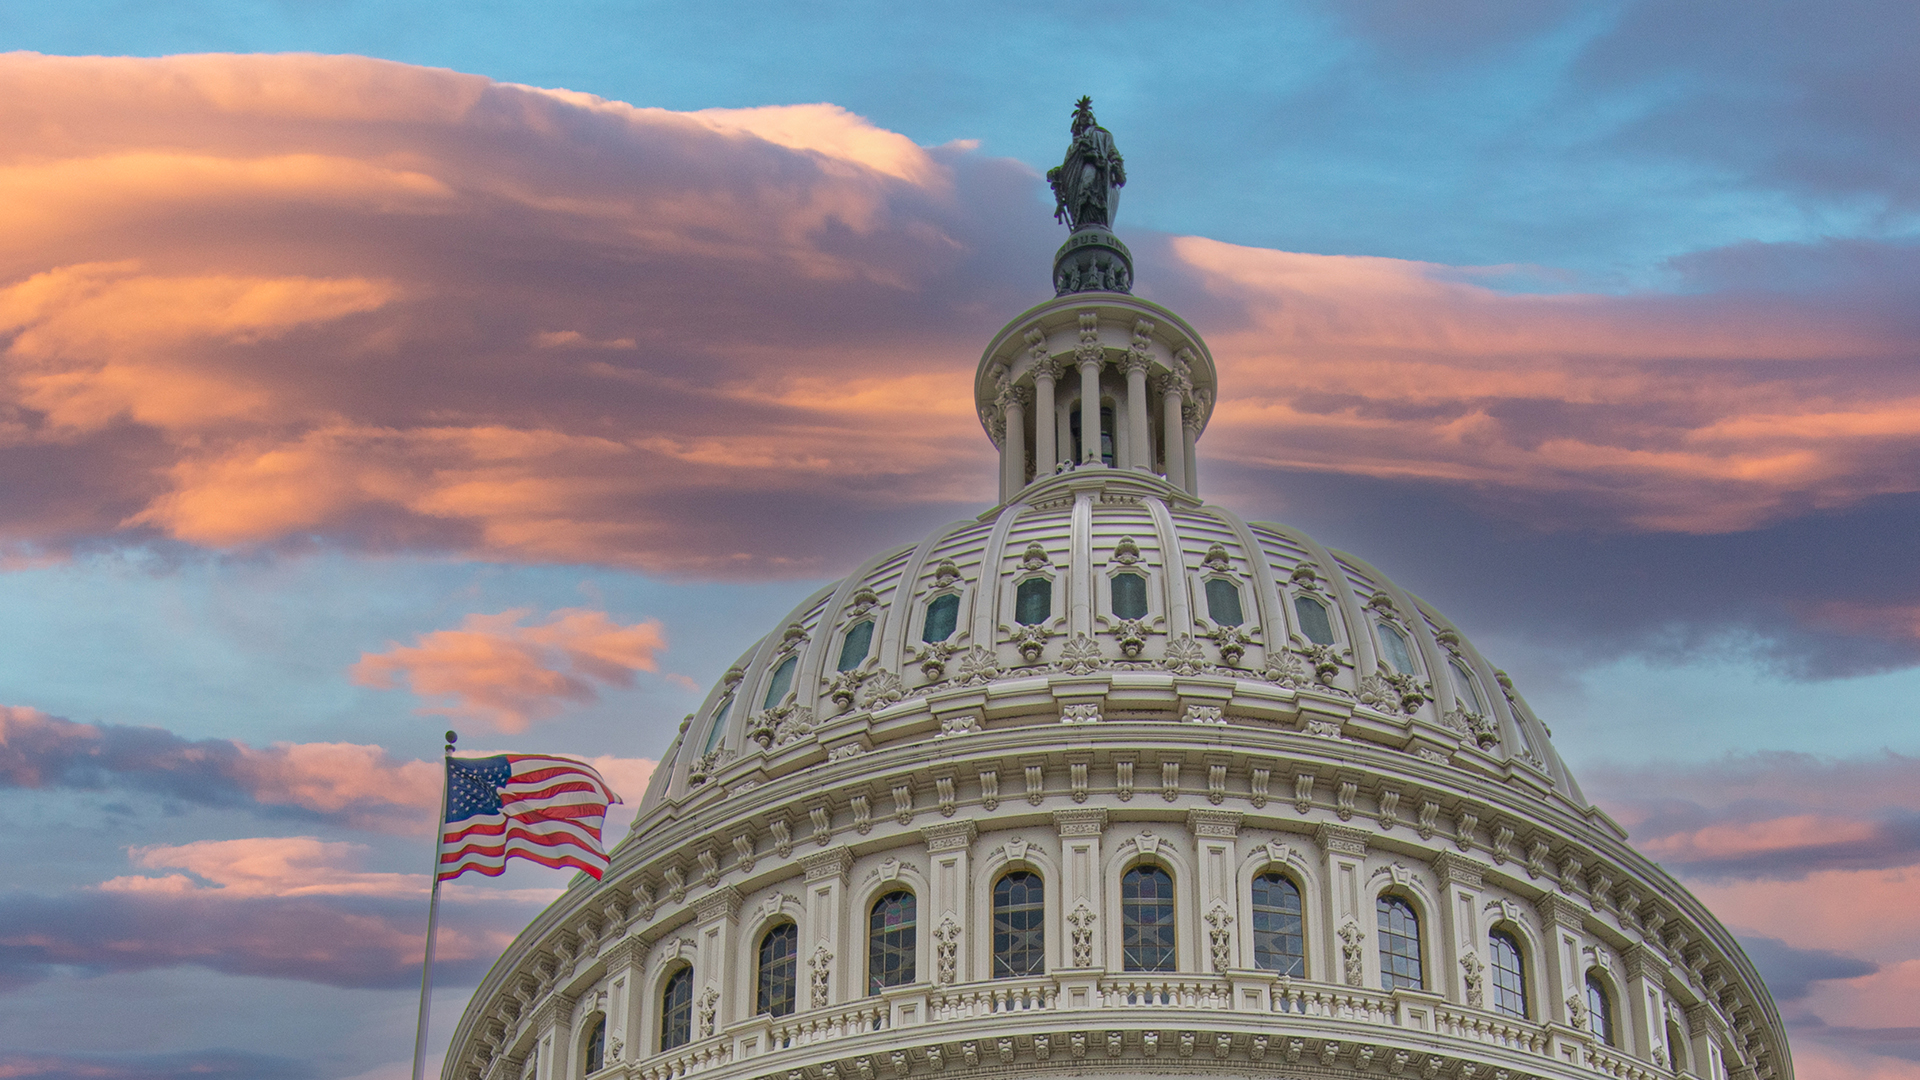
1047;97;1126;230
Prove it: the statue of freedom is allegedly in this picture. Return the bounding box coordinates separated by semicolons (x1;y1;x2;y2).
1047;97;1127;230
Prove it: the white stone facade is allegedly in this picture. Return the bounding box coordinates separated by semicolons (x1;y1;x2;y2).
441;287;1787;1080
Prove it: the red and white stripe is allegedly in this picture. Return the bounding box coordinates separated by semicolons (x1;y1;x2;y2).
439;755;621;881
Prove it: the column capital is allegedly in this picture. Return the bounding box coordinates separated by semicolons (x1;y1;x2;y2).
921;819;978;852
692;885;742;924
997;383;1032;410
1432;851;1487;890
801;846;853;883
1053;807;1108;837
1030;355;1063;383
1316;821;1370;857
1187;808;1243;838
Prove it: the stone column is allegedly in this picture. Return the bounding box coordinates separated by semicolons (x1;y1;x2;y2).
1031;352;1060;479
692;887;741;1040
1053;807;1108;1002
1538;893;1589;1029
1075;312;1104;465
1188;809;1243;972
531;993;576;1080
601;937;649;1065
1622;945;1669;1064
1433;853;1488;1008
1000;384;1030;500
1182;395;1204;497
1317;823;1370;989
1152;374;1182;484
801;847;852;1006
1122;324;1153;472
923;821;978;988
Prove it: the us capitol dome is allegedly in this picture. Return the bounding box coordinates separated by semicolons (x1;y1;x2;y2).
443;100;1789;1080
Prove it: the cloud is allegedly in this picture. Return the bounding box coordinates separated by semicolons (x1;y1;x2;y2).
1584;751;1920;880
0;705;439;827
0;1049;314;1080
0;887;513;992
98;837;423;899
1737;935;1878;1002
351;607;667;731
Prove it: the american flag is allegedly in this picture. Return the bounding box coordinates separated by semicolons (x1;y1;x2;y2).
439;754;622;881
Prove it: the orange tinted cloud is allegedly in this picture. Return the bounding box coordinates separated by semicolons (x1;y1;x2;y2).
3;52;1920;576
351;608;667;731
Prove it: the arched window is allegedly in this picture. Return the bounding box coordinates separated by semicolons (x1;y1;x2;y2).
992;871;1045;978
1204;578;1244;626
701;697;731;754
1069;405;1116;467
1251;873;1304;976
1121;866;1176;972
1111;572;1148;620
1376;623;1414;674
584;1016;606;1073
758;922;799;1017
1587;973;1616;1046
1016;577;1052;625
1294;595;1335;645
837;620;874;672
922;594;959;643
1377;895;1423;990
762;656;798;709
1450;659;1484;713
660;966;693;1051
869;891;916;992
1667;1019;1689;1074
1489;930;1528;1018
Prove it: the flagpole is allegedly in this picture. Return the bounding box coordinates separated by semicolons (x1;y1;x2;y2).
412;730;458;1080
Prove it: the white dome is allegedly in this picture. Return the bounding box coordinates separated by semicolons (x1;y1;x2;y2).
443;110;1787;1080
645;466;1584;813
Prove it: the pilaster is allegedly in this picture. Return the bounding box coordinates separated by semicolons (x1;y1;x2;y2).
1433;852;1488;1007
801;847;852;1004
1188;809;1242;971
1317;822;1370;988
922;820;978;985
1053;808;1108;973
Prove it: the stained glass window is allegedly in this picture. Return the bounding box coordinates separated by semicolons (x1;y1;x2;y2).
993;871;1044;978
1377;896;1423;990
869;892;916;992
1251;873;1304;976
660;966;693;1050
1121;866;1176;972
1490;930;1527;1018
758;922;798;1017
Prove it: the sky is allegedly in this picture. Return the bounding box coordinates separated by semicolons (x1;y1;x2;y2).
0;2;1917;1078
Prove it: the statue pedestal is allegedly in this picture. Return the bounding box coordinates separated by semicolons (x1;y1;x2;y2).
1053;228;1133;295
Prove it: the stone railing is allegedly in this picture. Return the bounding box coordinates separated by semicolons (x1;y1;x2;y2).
765;1002;891;1052
612;974;1666;1080
931;976;1057;1020
1097;975;1233;1010
637;1037;731;1080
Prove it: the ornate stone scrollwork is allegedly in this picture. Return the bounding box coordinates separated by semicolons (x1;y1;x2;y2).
1162;633;1206;675
1067;904;1096;967
933;915;961;985
1460;950;1485;1008
955;644;1002;685
809;946;833;1009
1058;633;1102;675
687;747;734;785
747;703;815;749
1205;903;1234;973
1111;617;1150;658
1338;921;1366;986
1007;623;1050;664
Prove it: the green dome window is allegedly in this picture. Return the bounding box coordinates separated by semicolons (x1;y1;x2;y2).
922;594;959;642
1204;578;1243;626
1376;622;1414;674
1015;577;1052;626
1294;594;1335;645
1111;572;1147;620
838;619;875;671
762;655;797;709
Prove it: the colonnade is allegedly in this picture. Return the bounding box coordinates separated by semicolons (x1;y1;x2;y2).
996;322;1205;503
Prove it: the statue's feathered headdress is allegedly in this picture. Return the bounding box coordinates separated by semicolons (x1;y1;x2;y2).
1071;96;1096;134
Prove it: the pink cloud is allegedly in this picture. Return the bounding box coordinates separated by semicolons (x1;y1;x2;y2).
2;53;1920;577
99;836;422;899
350;608;667;731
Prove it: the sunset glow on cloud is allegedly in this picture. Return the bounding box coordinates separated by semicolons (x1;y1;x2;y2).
0;11;1914;1079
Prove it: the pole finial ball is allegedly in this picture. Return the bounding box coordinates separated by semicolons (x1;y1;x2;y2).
444;730;459;748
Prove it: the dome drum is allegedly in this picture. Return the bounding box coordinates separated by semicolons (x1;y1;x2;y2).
444;721;1778;1080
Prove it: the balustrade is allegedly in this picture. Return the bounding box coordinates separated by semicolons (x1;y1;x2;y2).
931;977;1056;1020
1097;975;1231;1009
